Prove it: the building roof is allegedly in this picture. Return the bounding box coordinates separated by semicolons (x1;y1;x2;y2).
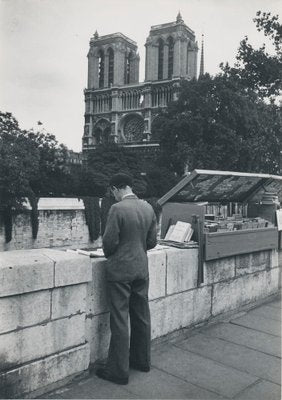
90;32;137;46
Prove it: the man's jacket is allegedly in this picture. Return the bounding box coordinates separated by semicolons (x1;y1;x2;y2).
102;194;157;282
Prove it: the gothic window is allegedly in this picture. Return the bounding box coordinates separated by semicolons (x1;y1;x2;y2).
168;37;174;79
158;39;164;80
98;50;104;88
186;42;192;74
125;52;133;84
108;48;114;86
123;115;144;142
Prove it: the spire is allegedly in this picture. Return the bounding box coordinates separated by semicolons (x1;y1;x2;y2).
199;34;204;77
176;11;183;23
93;30;99;39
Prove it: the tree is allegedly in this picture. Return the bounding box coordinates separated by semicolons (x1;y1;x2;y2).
23;130;71;196
86;144;148;197
152;74;282;176
221;11;282;98
0;112;40;209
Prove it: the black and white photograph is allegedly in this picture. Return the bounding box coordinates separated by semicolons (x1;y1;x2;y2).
0;0;281;399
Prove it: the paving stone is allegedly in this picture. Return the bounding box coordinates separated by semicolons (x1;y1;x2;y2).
151;344;257;398
235;379;281;400
41;375;139;399
202;322;281;357
230;313;281;337
266;299;282;309
175;333;281;385
248;304;281;321
125;367;223;399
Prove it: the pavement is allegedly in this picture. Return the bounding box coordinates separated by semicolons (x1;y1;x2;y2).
41;293;281;400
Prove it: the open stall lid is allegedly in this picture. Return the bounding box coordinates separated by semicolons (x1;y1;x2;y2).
158;169;282;206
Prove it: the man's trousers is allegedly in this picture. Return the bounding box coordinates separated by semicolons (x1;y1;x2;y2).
106;278;151;380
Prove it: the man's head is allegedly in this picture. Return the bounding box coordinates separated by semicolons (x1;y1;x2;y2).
109;173;133;201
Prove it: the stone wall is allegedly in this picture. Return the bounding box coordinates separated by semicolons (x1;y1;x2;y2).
0;246;279;398
86;246;280;363
0;198;100;252
0;249;92;398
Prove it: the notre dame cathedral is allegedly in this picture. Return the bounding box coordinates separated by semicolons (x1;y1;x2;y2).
82;12;200;153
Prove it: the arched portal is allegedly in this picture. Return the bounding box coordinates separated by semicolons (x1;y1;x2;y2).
93;119;111;144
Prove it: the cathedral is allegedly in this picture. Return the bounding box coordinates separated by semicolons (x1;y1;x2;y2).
82;12;200;153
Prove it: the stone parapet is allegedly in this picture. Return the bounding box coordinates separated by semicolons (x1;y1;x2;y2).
86;247;280;363
0;249;92;398
0;246;280;397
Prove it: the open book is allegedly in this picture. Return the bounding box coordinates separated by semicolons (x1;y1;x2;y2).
164;221;194;243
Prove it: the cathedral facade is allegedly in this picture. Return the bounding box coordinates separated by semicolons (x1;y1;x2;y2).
82;13;198;152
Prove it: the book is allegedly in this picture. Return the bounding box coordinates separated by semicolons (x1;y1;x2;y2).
165;221;193;243
164;224;175;240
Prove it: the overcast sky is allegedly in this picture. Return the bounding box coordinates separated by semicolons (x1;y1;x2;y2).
0;0;281;151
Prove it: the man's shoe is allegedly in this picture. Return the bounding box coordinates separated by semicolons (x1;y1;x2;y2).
96;368;128;385
129;362;150;372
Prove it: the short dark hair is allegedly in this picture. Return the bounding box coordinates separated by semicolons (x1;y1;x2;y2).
109;173;133;189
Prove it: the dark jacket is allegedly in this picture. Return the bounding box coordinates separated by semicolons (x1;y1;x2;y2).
102;194;157;282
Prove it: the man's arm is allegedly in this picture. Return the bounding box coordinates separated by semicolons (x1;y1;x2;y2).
102;206;120;258
146;212;157;250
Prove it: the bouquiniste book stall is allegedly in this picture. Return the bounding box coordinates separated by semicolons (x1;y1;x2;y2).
157;169;282;284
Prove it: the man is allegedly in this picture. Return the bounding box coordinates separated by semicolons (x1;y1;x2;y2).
96;173;157;385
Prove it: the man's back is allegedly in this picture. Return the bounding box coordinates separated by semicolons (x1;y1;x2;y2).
103;195;157;282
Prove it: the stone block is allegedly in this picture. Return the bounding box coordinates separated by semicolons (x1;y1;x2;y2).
42;249;92;287
52;284;87;319
0;291;50;334
85;312;110;363
150;286;211;339
148;249;166;300
236;250;271;276
0;314;85;371
212;268;280;316
271;249;278;268
166;248;198;295
204;256;235;284
87;259;108;316
0;250;54;297
0;344;89;399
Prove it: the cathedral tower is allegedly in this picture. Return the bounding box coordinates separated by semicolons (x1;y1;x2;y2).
87;31;140;89
82;14;199;152
145;12;198;82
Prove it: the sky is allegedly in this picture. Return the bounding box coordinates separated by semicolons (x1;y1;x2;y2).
0;0;281;152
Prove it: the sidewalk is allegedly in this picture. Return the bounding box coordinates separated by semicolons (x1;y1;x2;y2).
42;293;281;400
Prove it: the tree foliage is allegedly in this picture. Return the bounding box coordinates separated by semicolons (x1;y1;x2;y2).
152;12;282;176
86;144;148;197
152;74;281;176
0;112;40;209
221;11;282;98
